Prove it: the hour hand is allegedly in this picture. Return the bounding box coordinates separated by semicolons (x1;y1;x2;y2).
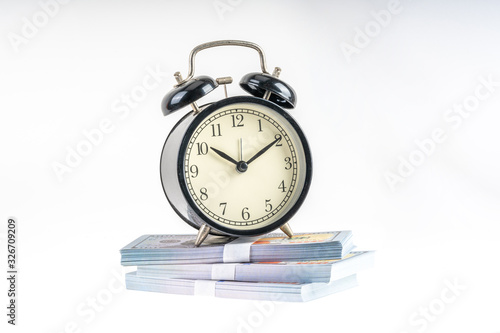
210;147;238;165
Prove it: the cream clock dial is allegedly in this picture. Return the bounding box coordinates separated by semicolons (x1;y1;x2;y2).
171;96;312;239
184;103;301;230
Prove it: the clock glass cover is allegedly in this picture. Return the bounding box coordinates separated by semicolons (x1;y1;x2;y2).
179;99;310;234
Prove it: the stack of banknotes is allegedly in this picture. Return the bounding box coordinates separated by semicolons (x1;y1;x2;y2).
120;231;374;302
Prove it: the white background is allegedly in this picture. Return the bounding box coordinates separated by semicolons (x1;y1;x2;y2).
1;1;500;332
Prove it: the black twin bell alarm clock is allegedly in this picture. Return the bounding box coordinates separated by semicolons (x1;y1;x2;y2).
159;40;312;246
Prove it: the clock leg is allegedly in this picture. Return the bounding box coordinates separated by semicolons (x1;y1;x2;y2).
194;224;211;247
280;223;293;238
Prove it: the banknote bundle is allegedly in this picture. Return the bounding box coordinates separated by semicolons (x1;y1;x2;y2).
121;231;354;266
120;231;373;302
136;251;374;283
126;273;358;302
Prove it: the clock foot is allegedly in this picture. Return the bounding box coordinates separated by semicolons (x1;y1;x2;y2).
194;224;211;247
280;223;293;238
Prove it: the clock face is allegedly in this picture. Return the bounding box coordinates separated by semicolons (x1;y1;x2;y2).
179;99;311;234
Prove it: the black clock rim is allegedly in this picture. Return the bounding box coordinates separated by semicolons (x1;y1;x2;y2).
177;95;312;237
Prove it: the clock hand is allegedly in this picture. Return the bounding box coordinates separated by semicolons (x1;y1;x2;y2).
210;147;238;165
239;138;243;161
247;135;281;165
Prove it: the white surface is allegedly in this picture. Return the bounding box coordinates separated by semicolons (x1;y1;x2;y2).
1;0;500;332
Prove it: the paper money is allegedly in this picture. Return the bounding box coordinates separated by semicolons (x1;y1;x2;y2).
120;231;354;266
125;272;358;302
136;251;374;283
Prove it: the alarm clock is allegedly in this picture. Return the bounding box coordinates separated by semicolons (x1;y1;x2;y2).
160;40;312;246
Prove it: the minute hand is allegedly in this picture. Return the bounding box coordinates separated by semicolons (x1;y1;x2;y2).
247;136;281;165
